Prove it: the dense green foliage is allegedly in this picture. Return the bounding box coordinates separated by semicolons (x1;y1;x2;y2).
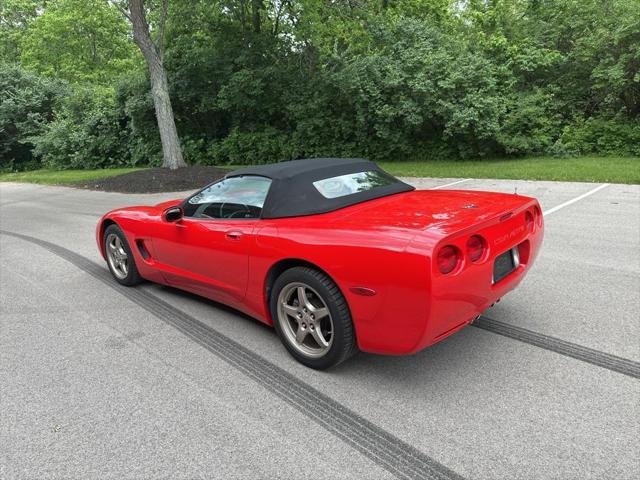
0;63;66;169
1;0;638;170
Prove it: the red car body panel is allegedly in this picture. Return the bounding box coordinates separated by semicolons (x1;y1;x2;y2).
97;189;543;355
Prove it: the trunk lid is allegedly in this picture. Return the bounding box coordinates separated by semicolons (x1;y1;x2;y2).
333;190;535;234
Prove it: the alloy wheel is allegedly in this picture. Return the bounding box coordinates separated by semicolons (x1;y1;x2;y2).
277;282;334;358
106;233;129;280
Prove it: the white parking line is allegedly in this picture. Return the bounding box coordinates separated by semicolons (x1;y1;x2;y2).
543;183;610;216
430;178;471;189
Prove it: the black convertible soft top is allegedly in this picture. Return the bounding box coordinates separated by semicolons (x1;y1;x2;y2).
226;158;414;219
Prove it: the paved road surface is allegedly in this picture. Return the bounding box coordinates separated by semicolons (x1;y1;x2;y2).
1;178;638;479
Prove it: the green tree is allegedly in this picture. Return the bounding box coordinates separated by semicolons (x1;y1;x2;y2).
20;0;138;84
3;0;639;170
0;0;44;61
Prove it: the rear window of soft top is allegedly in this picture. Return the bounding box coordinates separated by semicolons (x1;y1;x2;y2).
312;170;397;199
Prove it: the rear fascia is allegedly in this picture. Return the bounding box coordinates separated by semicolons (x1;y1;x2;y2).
402;198;544;354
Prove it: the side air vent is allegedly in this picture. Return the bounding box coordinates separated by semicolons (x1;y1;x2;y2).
136;240;151;260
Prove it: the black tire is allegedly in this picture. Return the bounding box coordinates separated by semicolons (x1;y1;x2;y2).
103;224;143;286
270;267;358;369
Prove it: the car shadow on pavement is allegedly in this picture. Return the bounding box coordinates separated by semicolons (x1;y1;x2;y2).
147;281;482;384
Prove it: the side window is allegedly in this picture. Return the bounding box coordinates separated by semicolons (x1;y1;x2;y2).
183;176;272;219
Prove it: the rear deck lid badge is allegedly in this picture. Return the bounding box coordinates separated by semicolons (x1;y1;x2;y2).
494;225;526;245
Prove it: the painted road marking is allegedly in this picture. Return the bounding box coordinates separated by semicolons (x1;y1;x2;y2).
543;183;610;216
430;179;471;189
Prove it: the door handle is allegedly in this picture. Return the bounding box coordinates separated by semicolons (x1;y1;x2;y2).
225;230;243;241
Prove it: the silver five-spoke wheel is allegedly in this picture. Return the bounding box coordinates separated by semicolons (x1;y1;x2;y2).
106;232;129;280
277;282;333;358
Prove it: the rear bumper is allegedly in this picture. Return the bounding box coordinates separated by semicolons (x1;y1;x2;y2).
417;208;544;352
355;203;544;355
414;238;538;352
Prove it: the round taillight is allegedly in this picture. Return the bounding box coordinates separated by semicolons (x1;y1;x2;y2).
466;235;486;263
437;245;460;274
525;211;534;232
534;206;542;226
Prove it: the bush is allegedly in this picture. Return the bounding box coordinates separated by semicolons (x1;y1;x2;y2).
0;63;66;170
32;87;132;169
207;127;296;165
286;19;507;161
496;89;562;156
555;117;640;157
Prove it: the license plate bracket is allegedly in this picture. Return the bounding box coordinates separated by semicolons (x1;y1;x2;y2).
493;247;520;284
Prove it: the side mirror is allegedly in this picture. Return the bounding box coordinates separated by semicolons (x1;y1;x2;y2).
163;206;183;223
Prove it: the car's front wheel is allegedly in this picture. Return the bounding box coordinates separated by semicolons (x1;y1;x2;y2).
270;267;357;369
103;224;143;286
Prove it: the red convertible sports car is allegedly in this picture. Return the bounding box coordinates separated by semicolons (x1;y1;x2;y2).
97;158;543;369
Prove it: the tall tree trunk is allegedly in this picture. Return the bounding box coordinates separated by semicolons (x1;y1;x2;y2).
146;55;185;170
128;0;186;169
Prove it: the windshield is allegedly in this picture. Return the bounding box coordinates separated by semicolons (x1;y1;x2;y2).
184;176;272;219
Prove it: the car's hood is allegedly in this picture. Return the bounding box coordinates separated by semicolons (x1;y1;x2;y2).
333;190;535;233
101;199;182;219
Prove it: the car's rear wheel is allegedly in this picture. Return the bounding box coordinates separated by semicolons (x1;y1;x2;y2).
270;267;357;369
103;224;142;286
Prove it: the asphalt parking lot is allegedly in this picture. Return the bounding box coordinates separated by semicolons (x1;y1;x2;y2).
1;177;639;479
